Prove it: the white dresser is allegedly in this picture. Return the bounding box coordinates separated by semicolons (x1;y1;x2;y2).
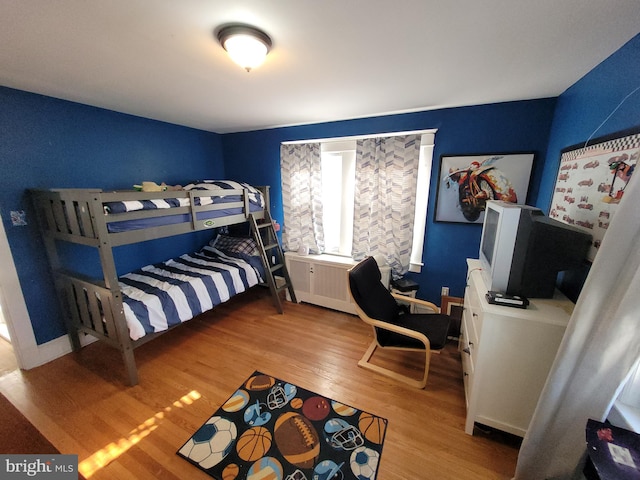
460;259;574;437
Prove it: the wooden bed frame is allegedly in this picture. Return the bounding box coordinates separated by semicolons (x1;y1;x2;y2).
31;186;272;386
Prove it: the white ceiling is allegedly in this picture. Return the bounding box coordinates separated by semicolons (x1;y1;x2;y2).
2;1;639;134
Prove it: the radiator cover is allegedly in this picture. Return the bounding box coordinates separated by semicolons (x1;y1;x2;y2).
284;252;390;314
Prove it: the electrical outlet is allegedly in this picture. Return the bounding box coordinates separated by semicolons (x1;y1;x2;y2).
441;286;449;297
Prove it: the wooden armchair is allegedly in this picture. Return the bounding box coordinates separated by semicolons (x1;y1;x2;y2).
347;257;450;388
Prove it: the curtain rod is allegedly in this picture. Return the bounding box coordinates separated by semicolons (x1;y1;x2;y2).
281;128;437;145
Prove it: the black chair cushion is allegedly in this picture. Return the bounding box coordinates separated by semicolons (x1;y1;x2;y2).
349;256;451;351
348;256;402;322
375;313;451;350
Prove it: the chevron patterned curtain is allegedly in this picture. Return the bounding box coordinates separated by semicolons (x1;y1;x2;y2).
280;143;325;254
352;135;421;278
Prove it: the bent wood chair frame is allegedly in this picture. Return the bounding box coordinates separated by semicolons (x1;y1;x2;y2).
349;285;444;389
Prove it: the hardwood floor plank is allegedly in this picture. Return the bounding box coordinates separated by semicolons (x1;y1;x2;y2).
0;289;519;479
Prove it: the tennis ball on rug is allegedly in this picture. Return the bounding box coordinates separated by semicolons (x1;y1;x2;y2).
247;456;283;480
222;389;250;413
236;426;273;462
245;374;276;391
331;400;358;417
274;412;320;469
222;463;239;480
302;396;331;421
358;412;387;445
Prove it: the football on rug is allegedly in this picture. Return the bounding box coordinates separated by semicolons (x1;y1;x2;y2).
178;371;388;480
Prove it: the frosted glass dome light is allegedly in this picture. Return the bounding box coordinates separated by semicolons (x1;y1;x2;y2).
217;24;272;72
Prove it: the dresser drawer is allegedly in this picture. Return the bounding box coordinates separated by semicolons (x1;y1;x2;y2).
463;294;481;362
466;276;484;339
462;306;478;366
459;323;474;406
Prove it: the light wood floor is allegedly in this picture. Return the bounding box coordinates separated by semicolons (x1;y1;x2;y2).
0;337;17;377
0;289;520;479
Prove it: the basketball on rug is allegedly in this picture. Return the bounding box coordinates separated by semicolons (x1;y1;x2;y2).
178;371;388;480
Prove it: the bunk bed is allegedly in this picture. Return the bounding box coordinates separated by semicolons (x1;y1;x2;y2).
31;181;294;385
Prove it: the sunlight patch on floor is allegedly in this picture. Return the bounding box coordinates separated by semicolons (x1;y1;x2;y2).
78;390;201;478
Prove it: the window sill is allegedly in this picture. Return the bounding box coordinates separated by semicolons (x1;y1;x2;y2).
409;262;423;273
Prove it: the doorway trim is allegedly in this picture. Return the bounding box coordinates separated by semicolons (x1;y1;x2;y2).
0;218;56;369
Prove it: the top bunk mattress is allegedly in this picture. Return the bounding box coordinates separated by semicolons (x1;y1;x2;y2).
106;202;264;233
103;180;265;233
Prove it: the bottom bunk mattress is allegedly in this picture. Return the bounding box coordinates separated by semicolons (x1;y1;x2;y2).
119;246;263;341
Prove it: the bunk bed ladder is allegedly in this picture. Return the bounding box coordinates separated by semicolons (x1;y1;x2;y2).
250;211;296;313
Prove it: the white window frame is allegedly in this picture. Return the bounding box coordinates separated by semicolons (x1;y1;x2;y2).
409;132;435;272
283;129;437;271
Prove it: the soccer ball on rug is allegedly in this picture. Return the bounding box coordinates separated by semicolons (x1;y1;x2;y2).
178;416;237;469
350;446;380;480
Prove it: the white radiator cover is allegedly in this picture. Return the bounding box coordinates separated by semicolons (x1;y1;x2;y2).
284;252;390;314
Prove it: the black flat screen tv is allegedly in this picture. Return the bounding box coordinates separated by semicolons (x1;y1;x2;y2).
479;200;593;299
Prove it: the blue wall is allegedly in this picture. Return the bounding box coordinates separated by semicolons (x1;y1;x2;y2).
538;34;640;209
222;33;640;304
4;32;638;347
534;34;640;301
222;99;557;302
0;87;225;343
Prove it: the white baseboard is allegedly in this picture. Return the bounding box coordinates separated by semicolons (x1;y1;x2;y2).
20;333;98;370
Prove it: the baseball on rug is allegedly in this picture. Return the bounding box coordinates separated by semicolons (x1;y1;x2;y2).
178;371;388;480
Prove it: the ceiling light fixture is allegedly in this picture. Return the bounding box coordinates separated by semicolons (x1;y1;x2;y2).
217;24;272;72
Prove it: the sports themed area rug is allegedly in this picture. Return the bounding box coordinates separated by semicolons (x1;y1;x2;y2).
178;371;388;480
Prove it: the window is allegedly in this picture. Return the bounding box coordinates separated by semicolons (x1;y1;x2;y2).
321;141;356;256
318;131;435;271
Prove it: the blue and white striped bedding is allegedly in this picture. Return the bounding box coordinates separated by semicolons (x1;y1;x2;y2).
105;197;194;214
103;180;264;215
120;245;263;341
184;180;264;207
